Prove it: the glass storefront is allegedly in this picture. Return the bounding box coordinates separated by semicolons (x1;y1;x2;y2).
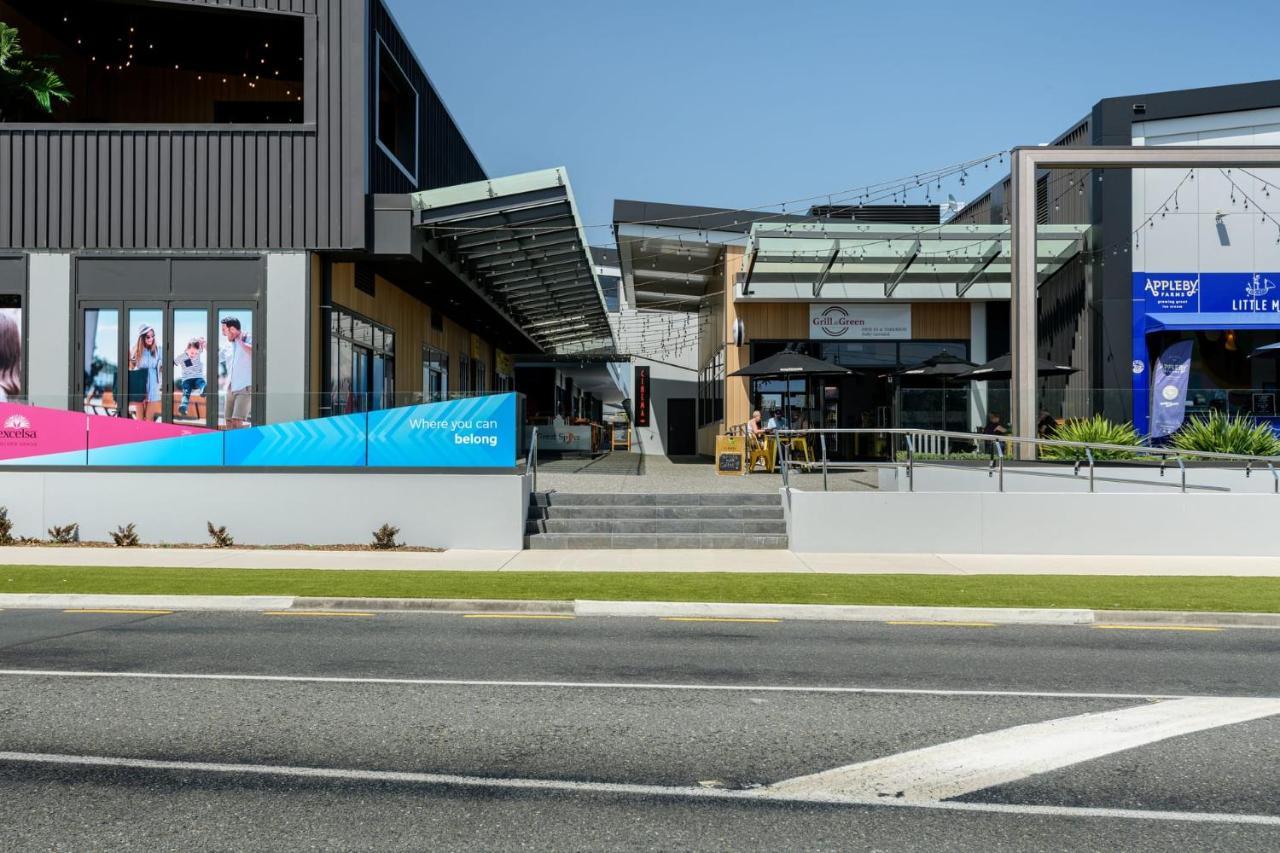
328;306;395;414
1147;329;1280;423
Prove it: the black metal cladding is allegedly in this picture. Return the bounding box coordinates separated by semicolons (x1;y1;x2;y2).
0;0;366;251
369;0;485;194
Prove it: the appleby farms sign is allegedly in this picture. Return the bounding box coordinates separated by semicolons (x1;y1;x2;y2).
808;304;912;340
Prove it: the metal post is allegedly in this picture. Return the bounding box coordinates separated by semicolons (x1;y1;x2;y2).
1009;149;1038;459
820;433;829;492
1269;462;1277;494
1085;447;1095;493
1177;456;1186;493
905;434;916;492
994;439;1004;492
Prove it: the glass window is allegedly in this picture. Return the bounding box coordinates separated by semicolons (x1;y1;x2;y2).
127;308;164;421
898;341;969;366
819;341;898;368
422;345;448;403
377;40;418;181
0;296;21;403
327;305;396;413
83;308;118;414
172;309;210;426
218;309;255;429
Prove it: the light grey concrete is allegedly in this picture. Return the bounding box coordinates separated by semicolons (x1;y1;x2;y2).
0;472;526;549
788;489;1280;556
0;594;294;610
264;252;310;425
24;253;72;408
575;600;1095;625
538;454;879;494
879;462;1280;494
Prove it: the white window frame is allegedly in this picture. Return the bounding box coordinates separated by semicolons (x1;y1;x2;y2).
374;36;419;185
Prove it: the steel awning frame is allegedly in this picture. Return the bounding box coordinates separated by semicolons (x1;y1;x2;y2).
411;168;616;354
740;222;1089;299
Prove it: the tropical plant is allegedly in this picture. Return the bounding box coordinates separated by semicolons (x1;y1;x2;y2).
1038;415;1142;461
111;523;141;547
47;523;79;544
207;521;234;548
371;523;401;550
0;505;13;545
1170;411;1280;457
0;23;72;120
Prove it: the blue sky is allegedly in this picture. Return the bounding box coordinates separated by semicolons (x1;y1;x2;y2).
387;0;1280;246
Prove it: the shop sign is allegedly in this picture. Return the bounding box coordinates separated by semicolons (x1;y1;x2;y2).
495;349;513;376
470;334;483;360
634;365;651;427
1133;272;1280;314
808;304;911;340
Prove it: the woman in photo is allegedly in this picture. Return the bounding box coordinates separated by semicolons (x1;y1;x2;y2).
129;323;162;421
0;311;19;402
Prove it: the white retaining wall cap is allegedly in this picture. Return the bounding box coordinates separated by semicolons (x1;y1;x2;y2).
0;594;295;611
573;601;1095;625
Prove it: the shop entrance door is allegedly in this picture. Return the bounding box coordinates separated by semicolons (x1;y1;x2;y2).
824;371;894;460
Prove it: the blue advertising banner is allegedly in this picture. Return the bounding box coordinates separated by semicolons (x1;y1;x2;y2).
1149;340;1194;438
224;411;368;467
367;393;517;468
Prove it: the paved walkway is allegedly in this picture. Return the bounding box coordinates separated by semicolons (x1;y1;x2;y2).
4;546;1280;576
536;453;880;494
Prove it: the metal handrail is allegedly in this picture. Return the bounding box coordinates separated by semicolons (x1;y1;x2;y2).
771;426;1280;493
526;427;539;493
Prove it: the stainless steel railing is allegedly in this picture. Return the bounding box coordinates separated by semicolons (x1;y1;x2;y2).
525;427;539;493
772;427;1280;494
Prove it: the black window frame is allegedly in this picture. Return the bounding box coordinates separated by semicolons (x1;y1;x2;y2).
375;37;419;185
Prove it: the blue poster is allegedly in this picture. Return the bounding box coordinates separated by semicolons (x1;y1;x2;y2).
367;393;517;468
1149;340;1193;438
224;410;368;467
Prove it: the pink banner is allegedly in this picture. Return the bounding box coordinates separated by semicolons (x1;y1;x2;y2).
88;413;208;449
0;403;86;462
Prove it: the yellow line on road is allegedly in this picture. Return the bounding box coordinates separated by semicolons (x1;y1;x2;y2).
462;614;575;620
263;611;375;618
1094;624;1222;632
661;617;781;624
62;609;173;615
887;621;997;628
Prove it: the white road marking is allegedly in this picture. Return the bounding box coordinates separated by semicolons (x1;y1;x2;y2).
0;667;1225;701
763;697;1280;803
0;750;1277;827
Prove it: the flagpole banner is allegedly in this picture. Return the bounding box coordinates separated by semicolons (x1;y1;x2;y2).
1150;340;1194;438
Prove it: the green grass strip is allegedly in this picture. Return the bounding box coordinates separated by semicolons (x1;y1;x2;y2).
1;566;1278;612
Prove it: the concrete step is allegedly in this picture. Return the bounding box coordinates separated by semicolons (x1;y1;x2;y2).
524;532;790;550
529;505;784;521
526;519;788;535
532;492;782;508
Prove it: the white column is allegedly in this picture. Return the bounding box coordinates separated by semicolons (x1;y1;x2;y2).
265;252;309;424
26;253;72;409
968;302;987;431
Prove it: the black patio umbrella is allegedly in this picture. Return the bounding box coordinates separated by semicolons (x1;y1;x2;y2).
891;352;978;431
956;354;1078;381
728;351;849;427
1247;342;1280;359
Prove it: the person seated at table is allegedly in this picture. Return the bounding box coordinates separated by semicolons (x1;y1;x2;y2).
982;412;1008;435
747;410;764;435
1036;410;1058;438
767;409;789;430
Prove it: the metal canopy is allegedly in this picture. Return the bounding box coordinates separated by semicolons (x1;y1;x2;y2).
739;222;1089;302
411;168;615;355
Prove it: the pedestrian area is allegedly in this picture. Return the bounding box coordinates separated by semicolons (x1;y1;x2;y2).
535;453;880;494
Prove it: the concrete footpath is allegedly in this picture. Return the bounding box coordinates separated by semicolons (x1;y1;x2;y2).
2;546;1280;575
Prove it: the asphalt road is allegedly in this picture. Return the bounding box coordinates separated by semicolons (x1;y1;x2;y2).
1;609;1278;851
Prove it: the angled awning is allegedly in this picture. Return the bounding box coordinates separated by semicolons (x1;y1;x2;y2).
739;222;1091;301
411;169;616;354
1145;312;1280;332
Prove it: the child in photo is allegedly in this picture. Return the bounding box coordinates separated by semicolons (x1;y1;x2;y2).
175;337;207;417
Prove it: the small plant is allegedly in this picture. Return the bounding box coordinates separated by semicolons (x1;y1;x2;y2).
0;506;13;545
371;523;401;550
207;522;234;548
47;523;79;544
1038;415;1142;461
1170;411;1280;458
110;523;141;547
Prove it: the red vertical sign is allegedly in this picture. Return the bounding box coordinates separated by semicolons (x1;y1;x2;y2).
634;365;650;427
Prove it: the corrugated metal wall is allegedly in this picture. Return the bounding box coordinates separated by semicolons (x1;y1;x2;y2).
369;0;485;193
0;0;366;250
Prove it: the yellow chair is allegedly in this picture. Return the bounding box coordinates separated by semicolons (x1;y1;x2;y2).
785;435;814;465
746;431;774;473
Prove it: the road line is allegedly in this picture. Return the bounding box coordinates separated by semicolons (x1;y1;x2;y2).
461;614;575;620
887;621;997;628
0;750;1276;827
762;696;1280;803
262;611;375;618
1094;625;1223;632
661;617;781;624
62;609;173;615
0;667;1260;702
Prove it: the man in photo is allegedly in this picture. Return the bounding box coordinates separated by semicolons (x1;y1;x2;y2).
220;317;253;428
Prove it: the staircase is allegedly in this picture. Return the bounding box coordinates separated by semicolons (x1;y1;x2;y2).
525;492;788;549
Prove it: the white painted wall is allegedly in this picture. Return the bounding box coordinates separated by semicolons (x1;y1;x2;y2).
0;471;528;549
788;489;1280;555
25;253;72;408
611;308;700;455
1133;108;1280;275
265;252;310;424
876;462;1278;494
